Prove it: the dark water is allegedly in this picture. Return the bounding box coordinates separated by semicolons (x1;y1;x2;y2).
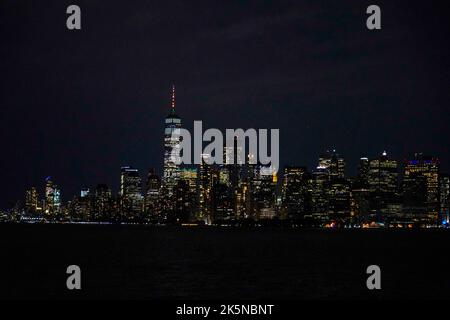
1;224;449;300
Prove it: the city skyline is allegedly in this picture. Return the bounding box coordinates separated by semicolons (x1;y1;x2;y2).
2;84;449;210
2;84;441;202
1;1;449;210
4;93;448;228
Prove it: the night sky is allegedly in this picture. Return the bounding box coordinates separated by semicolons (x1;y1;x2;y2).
0;0;449;208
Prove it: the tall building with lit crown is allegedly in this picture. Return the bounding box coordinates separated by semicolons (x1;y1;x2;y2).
403;153;440;224
317;150;349;224
163;85;182;196
368;151;400;218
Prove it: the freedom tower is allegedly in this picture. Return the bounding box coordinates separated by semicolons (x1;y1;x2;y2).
163;85;182;196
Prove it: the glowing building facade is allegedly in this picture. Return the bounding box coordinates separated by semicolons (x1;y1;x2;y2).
368;151;400;217
144;169;161;221
120;166;143;219
318;149;346;179
163;85;182;196
281;166;309;220
45;177;61;217
25;187;39;214
403;153;440;223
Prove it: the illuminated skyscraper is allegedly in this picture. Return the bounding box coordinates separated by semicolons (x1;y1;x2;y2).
25;187;39;214
174;179;192;224
350;157;371;222
179;167;198;193
318;149;346;179
120;166;143;219
212;181;234;223
163;85;182;196
45;177;54;209
44;177;61;217
198;154;212;223
369;152;398;195
71;189;91;221
120;166;141;197
176;167;197;222
357;157;370;183
403;153;440;223
210;146;233;222
144;169;161;221
317;150;349;224
94;184;112;221
235;182;250;219
327;177;350;223
281;166;310;220
250;165;277;220
311;167;329;223
223;138;245;219
368;151;400;218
